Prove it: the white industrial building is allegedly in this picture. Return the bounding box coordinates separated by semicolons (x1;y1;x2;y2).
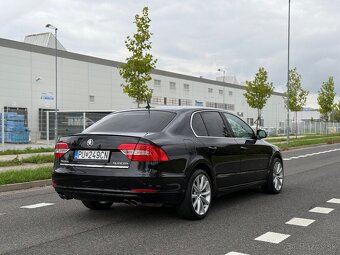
0;33;286;142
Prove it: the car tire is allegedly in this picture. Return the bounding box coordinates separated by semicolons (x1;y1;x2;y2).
262;158;284;194
176;169;212;220
81;201;113;210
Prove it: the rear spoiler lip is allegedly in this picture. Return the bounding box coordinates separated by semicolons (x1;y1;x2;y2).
69;131;155;138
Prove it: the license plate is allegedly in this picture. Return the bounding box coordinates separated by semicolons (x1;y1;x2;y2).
74;150;110;160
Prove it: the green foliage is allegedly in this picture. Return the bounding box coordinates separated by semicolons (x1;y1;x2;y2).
331;101;340;122
244;67;274;129
317;76;336;121
119;7;157;107
0;147;53;156
283;68;309;112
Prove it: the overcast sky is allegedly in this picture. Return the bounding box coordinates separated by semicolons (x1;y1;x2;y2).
1;0;339;107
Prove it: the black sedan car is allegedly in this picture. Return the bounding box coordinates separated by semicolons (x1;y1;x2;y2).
53;107;284;220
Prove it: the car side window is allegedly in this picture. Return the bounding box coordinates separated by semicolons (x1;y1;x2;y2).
200;111;230;137
192;113;208;136
224;113;254;138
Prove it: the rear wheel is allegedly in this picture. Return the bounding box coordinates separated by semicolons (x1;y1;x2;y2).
262;158;284;194
81;201;113;210
176;169;212;220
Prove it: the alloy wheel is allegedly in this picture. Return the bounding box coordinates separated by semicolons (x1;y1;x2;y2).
273;161;283;191
191;174;211;215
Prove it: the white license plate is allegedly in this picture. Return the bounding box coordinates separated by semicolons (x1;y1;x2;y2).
74;150;110;160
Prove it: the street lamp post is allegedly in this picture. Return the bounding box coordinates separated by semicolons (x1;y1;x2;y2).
286;0;291;144
217;68;226;83
45;24;58;143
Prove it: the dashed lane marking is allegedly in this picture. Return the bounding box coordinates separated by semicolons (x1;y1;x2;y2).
20;203;55;209
285;217;315;227
309;207;334;214
283;148;340;161
0;213;5;216
327;198;340;204
254;232;290;244
225;252;249;255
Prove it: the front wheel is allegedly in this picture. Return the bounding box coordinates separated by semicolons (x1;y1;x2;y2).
263;158;284;194
176;169;212;220
81;201;113;210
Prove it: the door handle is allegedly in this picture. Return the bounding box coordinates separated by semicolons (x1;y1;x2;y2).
240;146;248;152
208;146;217;153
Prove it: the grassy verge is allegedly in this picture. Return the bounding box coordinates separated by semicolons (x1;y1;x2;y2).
266;133;340;143
0;147;54;156
273;136;340;150
0;167;52;185
0;154;54;167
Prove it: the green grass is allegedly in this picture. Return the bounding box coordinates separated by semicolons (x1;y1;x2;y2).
0;154;54;167
266;133;340;143
273;136;340;150
0;166;52;185
0;147;54;156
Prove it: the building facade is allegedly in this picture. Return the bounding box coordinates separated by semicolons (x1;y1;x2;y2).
0;36;286;141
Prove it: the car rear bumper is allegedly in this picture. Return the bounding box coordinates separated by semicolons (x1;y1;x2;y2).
54;186;183;204
52;167;186;205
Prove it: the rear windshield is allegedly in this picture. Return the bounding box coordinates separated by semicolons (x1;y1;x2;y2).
84;111;176;133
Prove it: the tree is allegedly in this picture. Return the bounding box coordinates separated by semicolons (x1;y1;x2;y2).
317;77;335;122
330;101;340;122
244;67;274;130
119;7;157;108
283;68;309;138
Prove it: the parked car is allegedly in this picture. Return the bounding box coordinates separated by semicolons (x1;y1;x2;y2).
53;107;284;220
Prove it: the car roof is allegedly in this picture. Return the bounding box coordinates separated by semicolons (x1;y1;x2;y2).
117;106;222;114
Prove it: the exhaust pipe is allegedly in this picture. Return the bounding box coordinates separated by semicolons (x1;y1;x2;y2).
123;199;140;206
58;193;72;200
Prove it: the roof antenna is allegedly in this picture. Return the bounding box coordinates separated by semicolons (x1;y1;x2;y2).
145;95;151;118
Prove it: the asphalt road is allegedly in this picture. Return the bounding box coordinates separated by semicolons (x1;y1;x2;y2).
0;143;339;255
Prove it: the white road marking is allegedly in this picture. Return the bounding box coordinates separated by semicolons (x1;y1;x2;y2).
309;207;334;214
285;217;315;227
327;198;340;204
254;232;290;244
0;213;5;216
225;252;249;255
283;148;340;161
20;202;55;209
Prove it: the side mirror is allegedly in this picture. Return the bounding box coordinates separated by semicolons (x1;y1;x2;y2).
257;129;267;139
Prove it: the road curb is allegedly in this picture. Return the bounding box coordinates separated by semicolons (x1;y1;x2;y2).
0;179;52;193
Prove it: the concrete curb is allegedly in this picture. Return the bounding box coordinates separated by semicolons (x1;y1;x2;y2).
0;179;52;193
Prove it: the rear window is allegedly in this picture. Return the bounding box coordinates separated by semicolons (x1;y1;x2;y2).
84;111;176;133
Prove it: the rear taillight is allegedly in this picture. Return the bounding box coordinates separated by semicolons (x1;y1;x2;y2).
118;143;169;162
55;142;69;159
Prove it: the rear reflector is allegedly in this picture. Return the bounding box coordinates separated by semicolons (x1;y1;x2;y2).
55;142;69;159
118;143;168;162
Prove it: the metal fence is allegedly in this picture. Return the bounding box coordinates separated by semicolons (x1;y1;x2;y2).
260;120;340;137
1;109;340;151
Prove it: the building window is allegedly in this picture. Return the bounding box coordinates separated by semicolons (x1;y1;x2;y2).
180;99;192;106
170;82;176;90
229;91;233;96
247;118;254;126
167;97;178;105
219;89;223;95
89;95;95;103
154;79;161;87
208;88;213;93
151;96;163;104
184;84;190;91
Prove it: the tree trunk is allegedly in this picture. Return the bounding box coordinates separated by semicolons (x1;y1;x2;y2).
295;111;298;139
256;108;260;131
